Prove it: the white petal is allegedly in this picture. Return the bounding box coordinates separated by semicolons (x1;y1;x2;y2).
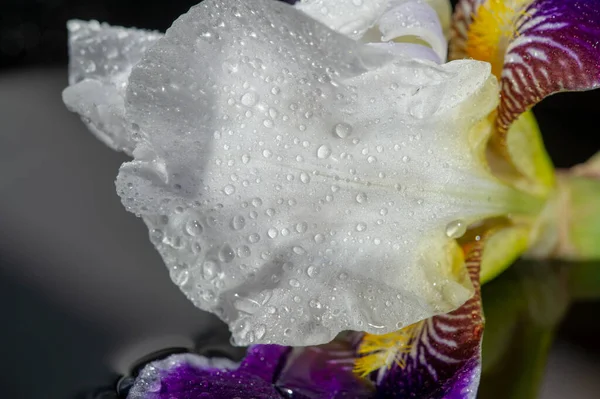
62;20;162;154
367;42;442;63
295;0;388;40
379;0;447;62
424;0;452;39
73;0;516;346
296;0;449;58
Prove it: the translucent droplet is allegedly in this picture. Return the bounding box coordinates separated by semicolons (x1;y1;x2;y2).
307;266;319;278
356;222;367;232
338;272;348;280
445;220;467;239
185;220;203;236
356;192;367;203
295;222;308;233
233;295;260;314
242;154;251;164
316;144;332;159
237;245;251;258
231;215;246;230
309;299;322;309
314;234;324;244
255;324;266;340
202;260;221;280
252;197;263;207
293;246;306;255
248;233;261;243
240;91;258;106
218;244;235;263
289;278;300;287
333;122;353;138
150;229;164;244
223;184;236;195
300;172;311;183
267;228;278;238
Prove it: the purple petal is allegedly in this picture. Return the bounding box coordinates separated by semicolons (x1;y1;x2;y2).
496;0;600;134
368;243;484;399
127;353;283;399
276;337;374;398
239;344;291;382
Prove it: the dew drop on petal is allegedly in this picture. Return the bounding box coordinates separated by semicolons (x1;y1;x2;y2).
202;260;221;280
223;184;236;195
356;222;367;232
240;91;258;106
356;192;367;203
185;220;203;236
218;244;235;263
300;172;311;183
333;122;353;138
316;144;332;159
445;219;467;239
295;222;308;233
231;215;246;230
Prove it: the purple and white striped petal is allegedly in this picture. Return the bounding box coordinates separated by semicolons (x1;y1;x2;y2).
497;0;600;134
368;242;484;399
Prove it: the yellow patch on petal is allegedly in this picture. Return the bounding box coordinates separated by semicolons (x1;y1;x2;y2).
466;0;530;78
354;323;420;378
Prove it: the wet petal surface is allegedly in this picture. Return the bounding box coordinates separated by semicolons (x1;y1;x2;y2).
62;20;161;154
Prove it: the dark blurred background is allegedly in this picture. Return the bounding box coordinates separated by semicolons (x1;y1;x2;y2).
1;0;599;398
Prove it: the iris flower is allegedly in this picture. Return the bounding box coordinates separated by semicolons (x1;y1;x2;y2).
63;0;600;397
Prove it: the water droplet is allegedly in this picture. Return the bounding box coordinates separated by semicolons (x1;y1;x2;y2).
289;279;300;287
367;155;377;163
240;91;258;106
333;122;353;138
255;324;266;340
248;233;261;243
295;222;308;233
233;295;260;314
150;229;164;244
263;119;274;128
307;266;319;278
356;222;367;232
317;144;332;159
309;299;322;309
338;272;348;280
263;149;272;158
185;220;203;236
445;220;467;239
402;155;410;163
223;184;236;195
202;260;221;280
267;228;279;238
231;215;246;230
251;198;263;207
356;192;367;203
300;172;311;183
237;245;251;258
293;246;306;255
218;244;235;263
242;154;251;164
284;328;292;336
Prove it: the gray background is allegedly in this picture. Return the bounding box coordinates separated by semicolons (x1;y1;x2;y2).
1;1;600;398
